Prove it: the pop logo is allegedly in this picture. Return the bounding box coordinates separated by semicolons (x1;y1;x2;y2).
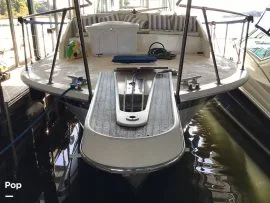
5;181;22;190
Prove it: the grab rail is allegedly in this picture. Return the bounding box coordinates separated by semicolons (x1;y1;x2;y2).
176;3;249;17
175;0;193;99
175;2;253;100
18;1;93;102
202;7;221;85
22;4;90;19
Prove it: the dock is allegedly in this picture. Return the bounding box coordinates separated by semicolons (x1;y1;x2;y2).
1;67;29;106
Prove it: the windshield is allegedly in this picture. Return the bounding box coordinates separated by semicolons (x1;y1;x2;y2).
248;9;270;60
255;7;270;36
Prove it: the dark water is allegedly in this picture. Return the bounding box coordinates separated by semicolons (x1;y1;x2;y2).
187;102;270;203
2;101;269;203
66;101;270;203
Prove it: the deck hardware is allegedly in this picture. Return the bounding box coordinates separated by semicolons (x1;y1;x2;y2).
187;83;200;91
181;75;201;91
68;75;87;91
126;115;139;121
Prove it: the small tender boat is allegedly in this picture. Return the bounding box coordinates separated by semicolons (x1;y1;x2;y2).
19;0;251;187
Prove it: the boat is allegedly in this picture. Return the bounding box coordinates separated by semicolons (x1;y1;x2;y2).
19;0;251;186
215;7;270;156
240;7;270;119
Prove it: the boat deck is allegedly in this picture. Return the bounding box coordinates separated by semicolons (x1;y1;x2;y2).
90;72;174;138
81;71;185;171
21;53;247;102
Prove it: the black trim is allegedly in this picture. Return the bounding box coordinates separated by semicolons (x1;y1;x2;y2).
255;8;270;36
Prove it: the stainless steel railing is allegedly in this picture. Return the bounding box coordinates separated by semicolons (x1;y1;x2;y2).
175;1;253;100
19;1;93;101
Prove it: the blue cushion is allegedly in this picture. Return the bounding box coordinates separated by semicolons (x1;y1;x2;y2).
112;55;157;63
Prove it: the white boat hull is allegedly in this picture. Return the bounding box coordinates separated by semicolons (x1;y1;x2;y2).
240;54;270;119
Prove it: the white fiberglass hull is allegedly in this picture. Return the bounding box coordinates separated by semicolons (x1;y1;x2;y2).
240;54;270;119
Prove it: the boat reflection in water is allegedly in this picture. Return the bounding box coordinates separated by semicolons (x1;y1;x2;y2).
77;101;270;203
188;102;270;203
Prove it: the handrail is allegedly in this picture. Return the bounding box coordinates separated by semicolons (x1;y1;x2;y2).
22;4;91;19
73;0;93;101
19;1;93;102
175;2;253;101
204;18;247;25
223;23;228;57
22;20;67;64
202;7;221;85
177;3;249;17
242;16;253;70
237;22;245;64
175;0;193;100
47;10;67;84
24;20;68;25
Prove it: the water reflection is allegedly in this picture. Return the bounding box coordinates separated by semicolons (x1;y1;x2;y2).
187;102;270;203
65;102;270;203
